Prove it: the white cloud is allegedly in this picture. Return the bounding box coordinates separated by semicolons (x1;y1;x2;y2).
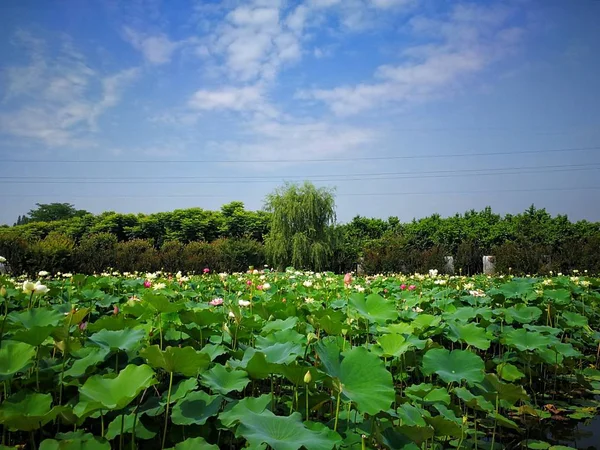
210;117;375;163
0;32;138;147
188;86;264;111
301;3;524;115
123;27;182;64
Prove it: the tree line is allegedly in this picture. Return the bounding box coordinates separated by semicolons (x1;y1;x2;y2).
1;183;599;275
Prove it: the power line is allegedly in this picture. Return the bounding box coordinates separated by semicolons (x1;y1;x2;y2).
1;145;599;164
1;162;598;181
1;186;598;198
1;164;598;185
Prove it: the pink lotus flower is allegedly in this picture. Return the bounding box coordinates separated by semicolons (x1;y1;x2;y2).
408;285;416;291
257;285;263;290
383;289;388;294
144;280;152;288
344;273;352;286
113;305;119;315
79;321;88;331
246;280;252;286
203;268;210;274
209;298;224;306
400;284;407;290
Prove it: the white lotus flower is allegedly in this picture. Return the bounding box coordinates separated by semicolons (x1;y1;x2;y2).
0;256;6;263
34;281;49;295
38;271;49;277
238;300;251;307
262;283;271;290
153;282;166;290
22;280;36;294
303;280;313;288
62;273;72;278
429;269;438;277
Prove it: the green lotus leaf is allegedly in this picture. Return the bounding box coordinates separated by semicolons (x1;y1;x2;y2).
562;311;588;328
453;387;493;412
425;415;462;437
446;322;491;350
170;390;222;426
315;337;342;379
237;410;342;450
262;317;298;334
405;383;451;405
377;333;414;358
349;293;398;323
64;347;110;379
497;281;534;298
219;394;272;428
412;314;441;331
497;363;525;382
39;435;110;450
200;343;227;361
396;403;429;427
551;342;582;358
422;349;485;384
229;348;276;379
505;305;543;324
433;404;461;424
0;341;36;380
166;437;219;450
86;316;138;332
88;328;146;352
254;340;303;365
526;440;551;449
335;346;394;415
167;378;198;404
201;364;250;395
543;289;571;305
502;329;554;352
479;374;530;406
0;391;65;431
105;413;156;440
11;325;56;346
143;293;185;313
8;308;64;328
78;364;156;412
140;345;210;376
491;412;520;430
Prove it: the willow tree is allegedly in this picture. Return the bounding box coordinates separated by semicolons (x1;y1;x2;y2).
264;182;336;271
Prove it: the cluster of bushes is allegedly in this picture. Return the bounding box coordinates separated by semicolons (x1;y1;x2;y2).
2;202;599;275
0;232;265;276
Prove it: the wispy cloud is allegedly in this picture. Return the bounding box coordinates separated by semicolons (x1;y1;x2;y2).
0;31;138;147
300;3;524;115
122;27;186;65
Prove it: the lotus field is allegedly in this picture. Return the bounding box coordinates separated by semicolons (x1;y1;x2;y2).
0;269;599;450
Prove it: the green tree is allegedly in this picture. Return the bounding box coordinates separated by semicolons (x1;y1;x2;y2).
24;203;89;223
264;182;336;271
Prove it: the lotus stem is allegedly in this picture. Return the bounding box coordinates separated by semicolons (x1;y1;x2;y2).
119;414;125;450
333;390;341;432
161;371;174;450
305;384;309;420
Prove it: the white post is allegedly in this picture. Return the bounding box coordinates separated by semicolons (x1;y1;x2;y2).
483;256;495;275
444;256;454;274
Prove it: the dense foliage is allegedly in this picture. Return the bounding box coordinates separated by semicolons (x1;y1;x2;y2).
1;200;599;275
0;270;598;449
265;182;337;271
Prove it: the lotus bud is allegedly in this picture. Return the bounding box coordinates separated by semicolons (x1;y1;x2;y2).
0;286;6;297
303;370;312;384
307;332;317;344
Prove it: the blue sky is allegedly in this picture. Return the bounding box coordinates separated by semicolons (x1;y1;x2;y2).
1;0;599;225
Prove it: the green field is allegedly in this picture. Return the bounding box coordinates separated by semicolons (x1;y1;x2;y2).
0;270;599;449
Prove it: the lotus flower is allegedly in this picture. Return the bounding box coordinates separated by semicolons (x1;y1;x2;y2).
238;300;251;307
22;281;36;294
34;281;49;295
203;268;210;274
209;298;224;306
144;280;152;288
408;285;416;291
400;284;407;290
344;273;352;286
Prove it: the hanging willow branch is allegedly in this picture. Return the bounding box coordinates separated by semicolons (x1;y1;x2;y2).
264;182;337;271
